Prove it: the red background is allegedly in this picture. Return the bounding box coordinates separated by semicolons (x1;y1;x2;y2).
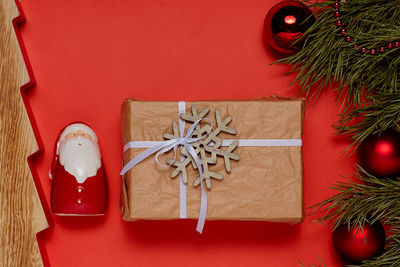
19;0;356;266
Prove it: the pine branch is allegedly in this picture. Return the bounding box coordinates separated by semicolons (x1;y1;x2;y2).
311;165;400;266
335;91;400;147
282;2;400;266
275;0;400;143
272;2;400;265
311;165;400;228
298;255;326;267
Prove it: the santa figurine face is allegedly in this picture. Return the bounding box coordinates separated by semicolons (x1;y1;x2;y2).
50;123;108;216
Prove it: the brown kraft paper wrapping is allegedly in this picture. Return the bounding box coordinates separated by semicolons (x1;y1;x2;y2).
120;97;305;223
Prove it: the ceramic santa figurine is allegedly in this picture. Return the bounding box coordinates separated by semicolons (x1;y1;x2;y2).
50;122;108;215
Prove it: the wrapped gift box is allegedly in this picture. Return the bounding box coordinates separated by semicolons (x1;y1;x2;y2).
120;97;305;224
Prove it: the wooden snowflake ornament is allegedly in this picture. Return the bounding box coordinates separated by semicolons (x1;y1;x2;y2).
163;105;240;189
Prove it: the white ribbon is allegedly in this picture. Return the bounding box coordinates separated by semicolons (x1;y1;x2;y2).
120;117;212;233
124;139;303;151
121;102;303;234
178;101;187;219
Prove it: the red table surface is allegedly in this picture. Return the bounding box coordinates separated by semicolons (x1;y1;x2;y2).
19;0;355;266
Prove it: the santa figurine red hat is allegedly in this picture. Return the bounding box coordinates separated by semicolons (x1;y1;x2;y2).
50;122;108;215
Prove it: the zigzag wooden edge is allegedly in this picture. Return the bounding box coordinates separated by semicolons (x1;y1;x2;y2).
0;0;49;266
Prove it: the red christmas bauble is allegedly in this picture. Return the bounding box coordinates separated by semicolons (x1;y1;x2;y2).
263;0;315;54
358;129;400;178
332;221;386;264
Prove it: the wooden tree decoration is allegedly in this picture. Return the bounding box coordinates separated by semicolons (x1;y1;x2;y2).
0;1;48;266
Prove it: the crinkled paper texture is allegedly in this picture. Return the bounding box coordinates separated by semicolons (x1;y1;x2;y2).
120;98;304;223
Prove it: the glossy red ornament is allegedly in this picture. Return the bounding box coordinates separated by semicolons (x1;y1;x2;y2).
332;221;386;264
50;122;108;215
358;129;400;178
263;0;315;54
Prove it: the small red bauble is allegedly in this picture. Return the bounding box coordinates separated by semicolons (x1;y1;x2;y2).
332;221;386;264
264;0;316;54
358;129;400;178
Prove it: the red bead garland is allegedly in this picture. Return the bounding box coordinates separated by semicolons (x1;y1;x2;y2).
333;0;400;55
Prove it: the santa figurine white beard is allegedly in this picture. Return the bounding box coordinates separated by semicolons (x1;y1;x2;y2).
50;123;108;216
59;136;101;184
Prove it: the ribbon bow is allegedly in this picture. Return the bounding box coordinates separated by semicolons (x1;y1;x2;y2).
120;118;213;233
